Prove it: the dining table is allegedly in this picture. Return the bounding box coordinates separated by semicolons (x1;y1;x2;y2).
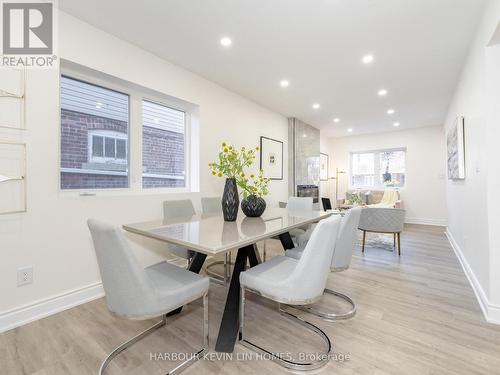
123;207;334;353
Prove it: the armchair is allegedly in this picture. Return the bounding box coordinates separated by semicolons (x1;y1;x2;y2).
358;207;405;255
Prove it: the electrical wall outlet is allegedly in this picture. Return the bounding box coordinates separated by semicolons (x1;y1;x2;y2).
17;266;33;287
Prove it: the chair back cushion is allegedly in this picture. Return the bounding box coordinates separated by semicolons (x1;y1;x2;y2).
289;215;341;301
358;207;405;233
331;207;363;270
287;196;313;212
163;199;195;220
201;196;222;214
87;219;154;317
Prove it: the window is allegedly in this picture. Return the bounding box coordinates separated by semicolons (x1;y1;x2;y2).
142;100;186;188
60;76;129;189
60;68;196;193
350;148;406;188
89;131;127;164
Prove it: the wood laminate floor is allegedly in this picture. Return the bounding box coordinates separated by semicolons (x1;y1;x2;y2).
2;224;500;374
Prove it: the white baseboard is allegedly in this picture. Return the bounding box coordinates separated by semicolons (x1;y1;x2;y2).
0;282;104;333
445;229;500;325
405;217;447;226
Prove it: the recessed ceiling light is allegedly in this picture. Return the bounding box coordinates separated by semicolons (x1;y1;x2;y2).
378;89;388;96
347;128;353;132
153;118;160;124
387;109;395;115
312;103;320;109
280;80;289;87
95;102;104;109
393;122;400;127
362;54;374;64
220;37;232;47
333;118;341;123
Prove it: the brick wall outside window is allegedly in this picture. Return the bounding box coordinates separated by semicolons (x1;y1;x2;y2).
142;125;185;188
60;109;186;189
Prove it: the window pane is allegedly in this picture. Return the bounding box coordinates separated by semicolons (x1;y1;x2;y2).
351;153;375;187
92;135;103;157
142;100;186;188
116;139;127;159
104;137;116;158
352;153;374;174
60;76;129;189
380;150;405;187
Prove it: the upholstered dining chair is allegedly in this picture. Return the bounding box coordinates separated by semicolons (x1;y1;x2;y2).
239;215;341;371
87;219;209;375
286;196;314;240
201;196;222;215
201;196;233;284
163;199;196;267
286;207;363;320
358;207;405;255
263;197;314;260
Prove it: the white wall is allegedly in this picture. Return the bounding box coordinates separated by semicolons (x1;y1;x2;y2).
327;126;448;226
0;12;289;330
444;0;500;323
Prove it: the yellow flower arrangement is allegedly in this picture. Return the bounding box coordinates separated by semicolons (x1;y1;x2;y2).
209;142;270;199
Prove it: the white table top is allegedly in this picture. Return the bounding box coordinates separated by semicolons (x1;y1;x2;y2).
123;208;335;255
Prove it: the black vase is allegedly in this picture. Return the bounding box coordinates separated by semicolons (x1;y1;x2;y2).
222;178;239;221
241;195;266;217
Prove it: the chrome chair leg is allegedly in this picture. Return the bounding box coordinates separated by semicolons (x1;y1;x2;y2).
99;294;208;375
290;288;356;321
239;287;332;371
205;252;234;284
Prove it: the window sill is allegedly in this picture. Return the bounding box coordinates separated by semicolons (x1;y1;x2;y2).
349;186;406;191
58;186;192;197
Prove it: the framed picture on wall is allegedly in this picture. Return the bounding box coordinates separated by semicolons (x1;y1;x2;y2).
260;136;283;180
320;153;329;181
447;116;465;180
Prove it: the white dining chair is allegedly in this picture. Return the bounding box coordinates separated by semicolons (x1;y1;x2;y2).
163;199;196;267
264;197;314;260
286;196;314;242
87;219;209;375
286;207;363;320
201;196;233;284
201;196;222;215
239;215;341;371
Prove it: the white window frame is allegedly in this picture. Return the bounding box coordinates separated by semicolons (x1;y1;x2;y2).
88;130;128;164
59;61;198;195
349;147;406;189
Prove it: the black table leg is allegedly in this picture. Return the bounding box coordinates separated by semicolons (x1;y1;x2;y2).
167;252;207;317
188;252;208;274
247;244;260;267
215;244;260;353
279;232;295;250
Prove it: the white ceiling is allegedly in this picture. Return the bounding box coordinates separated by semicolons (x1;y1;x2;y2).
60;0;487;137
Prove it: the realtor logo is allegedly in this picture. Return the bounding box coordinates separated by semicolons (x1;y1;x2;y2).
2;2;53;54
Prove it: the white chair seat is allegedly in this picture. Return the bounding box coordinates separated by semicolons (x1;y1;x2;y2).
240;256;301;304
145;261;209;315
285;247;304;260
